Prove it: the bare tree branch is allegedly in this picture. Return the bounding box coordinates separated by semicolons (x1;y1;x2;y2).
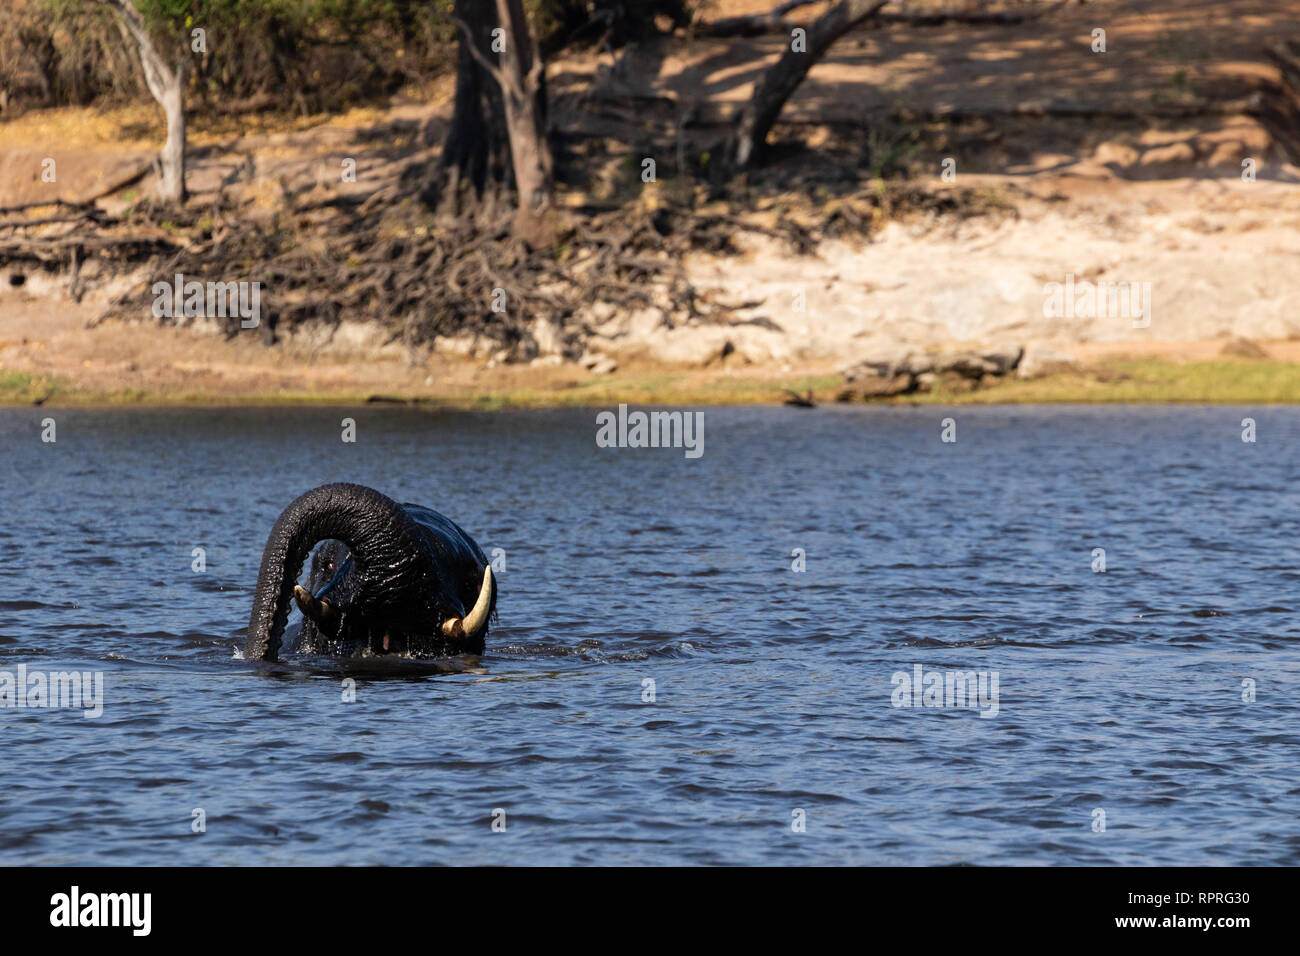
450;15;512;95
728;0;890;170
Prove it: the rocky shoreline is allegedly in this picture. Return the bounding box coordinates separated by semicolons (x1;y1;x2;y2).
837;343;1079;400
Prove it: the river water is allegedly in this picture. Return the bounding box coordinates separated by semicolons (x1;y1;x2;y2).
1;405;1296;864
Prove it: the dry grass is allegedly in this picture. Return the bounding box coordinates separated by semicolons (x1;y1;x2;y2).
7;358;1300;409
0;102;411;152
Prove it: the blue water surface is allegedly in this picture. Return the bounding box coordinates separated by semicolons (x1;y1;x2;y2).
0;405;1296;864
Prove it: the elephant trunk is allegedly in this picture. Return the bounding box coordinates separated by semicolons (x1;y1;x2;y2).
245;483;429;661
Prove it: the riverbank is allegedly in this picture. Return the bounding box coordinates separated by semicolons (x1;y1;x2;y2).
4;326;1300;408
4;0;1299;406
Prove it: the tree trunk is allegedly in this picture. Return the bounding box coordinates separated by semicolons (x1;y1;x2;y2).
434;0;509;210
493;0;554;237
728;0;889;171
434;0;554;238
101;0;187;203
158;63;186;202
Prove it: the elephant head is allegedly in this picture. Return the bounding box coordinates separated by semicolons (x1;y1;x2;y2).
292;539;355;653
245;483;493;661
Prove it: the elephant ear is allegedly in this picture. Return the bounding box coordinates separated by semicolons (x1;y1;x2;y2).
245;484;427;661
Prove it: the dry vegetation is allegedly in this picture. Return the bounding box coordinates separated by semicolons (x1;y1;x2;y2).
2;0;1300;405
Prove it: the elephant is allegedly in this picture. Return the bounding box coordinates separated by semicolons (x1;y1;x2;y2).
245;483;496;661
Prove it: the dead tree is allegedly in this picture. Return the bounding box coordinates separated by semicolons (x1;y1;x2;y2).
727;0;890;171
97;0;187;203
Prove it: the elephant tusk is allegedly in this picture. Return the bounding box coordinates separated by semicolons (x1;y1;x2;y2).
441;566;493;641
294;585;334;624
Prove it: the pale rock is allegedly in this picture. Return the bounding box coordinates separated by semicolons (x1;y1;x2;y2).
1017;343;1078;379
981;345;1024;375
531;316;564;356
934;351;998;378
589;301;618;323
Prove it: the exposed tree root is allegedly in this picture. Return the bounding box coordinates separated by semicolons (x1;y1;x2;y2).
0;155;1013;363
